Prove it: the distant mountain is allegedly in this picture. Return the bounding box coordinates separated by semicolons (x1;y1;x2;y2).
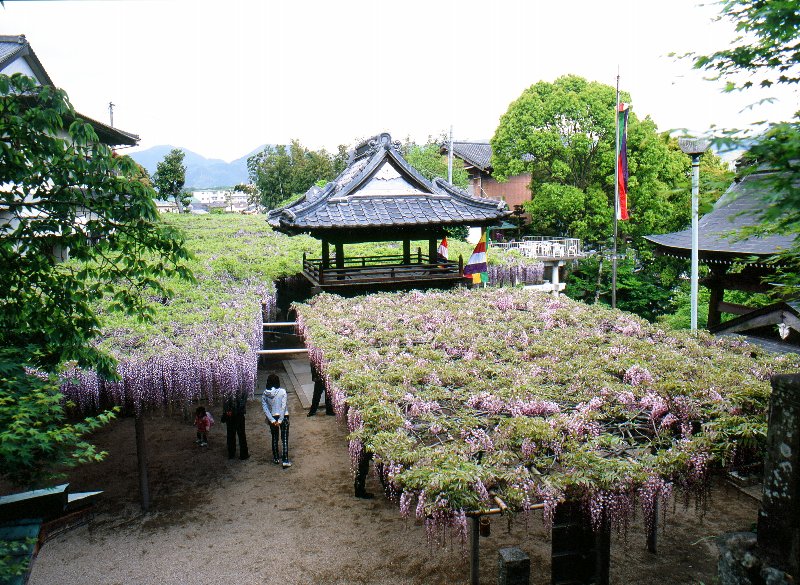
129;144;271;189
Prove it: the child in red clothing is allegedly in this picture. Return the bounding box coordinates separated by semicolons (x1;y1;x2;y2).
194;406;214;447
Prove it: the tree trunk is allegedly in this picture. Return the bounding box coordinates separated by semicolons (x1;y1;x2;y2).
135;411;150;512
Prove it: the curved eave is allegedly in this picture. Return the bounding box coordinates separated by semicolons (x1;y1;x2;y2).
645;237;780;268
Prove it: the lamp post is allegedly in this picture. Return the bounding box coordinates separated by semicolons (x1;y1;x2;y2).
678;138;710;332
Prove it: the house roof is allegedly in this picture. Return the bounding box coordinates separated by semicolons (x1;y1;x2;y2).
0;34;54;86
0;34;139;147
644;172;797;261
268;133;510;236
450;141;493;172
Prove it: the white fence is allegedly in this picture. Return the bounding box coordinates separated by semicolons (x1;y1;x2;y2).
491;236;583;260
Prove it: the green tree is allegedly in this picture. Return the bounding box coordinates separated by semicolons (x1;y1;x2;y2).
0;74;192;487
491;75;732;246
691;0;800;296
403;140;470;189
152;148;190;212
247;140;347;211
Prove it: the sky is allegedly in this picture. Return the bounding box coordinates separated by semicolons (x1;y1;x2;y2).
3;0;798;162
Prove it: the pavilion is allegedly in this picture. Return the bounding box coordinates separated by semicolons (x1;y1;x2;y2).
645;171;798;347
268;133;510;293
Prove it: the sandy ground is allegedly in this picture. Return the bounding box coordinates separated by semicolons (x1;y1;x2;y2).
26;365;760;585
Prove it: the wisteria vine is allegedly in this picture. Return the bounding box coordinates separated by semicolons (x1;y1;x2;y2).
295;287;800;546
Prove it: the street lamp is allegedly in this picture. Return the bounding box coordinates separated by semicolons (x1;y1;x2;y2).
678;137;711;332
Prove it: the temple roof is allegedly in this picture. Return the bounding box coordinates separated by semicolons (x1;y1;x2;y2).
268;133;509;236
644;172;796;261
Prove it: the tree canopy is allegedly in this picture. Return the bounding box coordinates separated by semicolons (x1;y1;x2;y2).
152;148;190;211
247;140;348;211
491;75;731;246
0;73;192;485
691;0;800;297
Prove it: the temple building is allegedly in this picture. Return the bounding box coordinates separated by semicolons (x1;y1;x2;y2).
268;133;510;293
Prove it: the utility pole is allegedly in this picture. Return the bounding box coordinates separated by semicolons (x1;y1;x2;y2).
678;138;710;332
448;125;454;185
108;101;115;127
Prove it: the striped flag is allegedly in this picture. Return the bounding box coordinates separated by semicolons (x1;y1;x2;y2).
463;232;488;284
617;102;630;221
437;237;449;261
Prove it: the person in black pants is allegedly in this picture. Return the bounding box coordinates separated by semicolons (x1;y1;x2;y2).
307;363;335;417
222;391;249;460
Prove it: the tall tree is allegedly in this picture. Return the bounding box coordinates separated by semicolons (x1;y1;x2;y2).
0;73;192;487
153;148;190;211
248;140;348;211
691;0;800;296
402;139;469;189
491;75;731;245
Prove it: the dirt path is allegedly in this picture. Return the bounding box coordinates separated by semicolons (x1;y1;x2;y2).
28;369;759;585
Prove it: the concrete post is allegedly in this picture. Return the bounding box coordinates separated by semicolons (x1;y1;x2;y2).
498;547;530;585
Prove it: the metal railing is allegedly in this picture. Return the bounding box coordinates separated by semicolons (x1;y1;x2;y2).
490;236;583;259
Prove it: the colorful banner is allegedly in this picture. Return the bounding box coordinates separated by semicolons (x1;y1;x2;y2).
437;237;449;261
617;102;630;221
463;232;488;284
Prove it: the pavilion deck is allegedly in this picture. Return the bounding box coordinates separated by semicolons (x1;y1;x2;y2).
301;252;464;291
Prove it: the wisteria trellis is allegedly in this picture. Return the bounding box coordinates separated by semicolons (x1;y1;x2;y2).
59;214;288;411
295;287;800;545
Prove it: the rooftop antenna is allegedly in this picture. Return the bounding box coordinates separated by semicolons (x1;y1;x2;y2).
108;101;115;127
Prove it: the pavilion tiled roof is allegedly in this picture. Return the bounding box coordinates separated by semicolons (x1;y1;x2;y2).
268;133;509;235
644;172;796;260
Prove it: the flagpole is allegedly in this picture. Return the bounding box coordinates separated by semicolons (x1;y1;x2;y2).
612;71;620;310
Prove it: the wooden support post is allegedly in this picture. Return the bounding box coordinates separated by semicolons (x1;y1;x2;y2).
428;238;437;263
135;411;150;513
417;247;422;264
707;284;724;329
334;243;344;269
403;240;411;264
322;241;330;269
459;255;464;277
470;516;480;585
646;500;659;554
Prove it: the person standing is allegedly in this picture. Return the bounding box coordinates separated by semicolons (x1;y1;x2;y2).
262;373;291;468
222;391;249;460
194;406;213;447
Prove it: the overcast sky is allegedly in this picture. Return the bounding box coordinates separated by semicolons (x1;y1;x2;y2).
4;0;798;162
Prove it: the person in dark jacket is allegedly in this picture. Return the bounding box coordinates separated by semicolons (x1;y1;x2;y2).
222;391;249;460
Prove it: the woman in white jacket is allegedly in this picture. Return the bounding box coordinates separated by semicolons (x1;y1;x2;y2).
262;373;291;467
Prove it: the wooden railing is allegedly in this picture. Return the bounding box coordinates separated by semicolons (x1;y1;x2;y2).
302;252;463;287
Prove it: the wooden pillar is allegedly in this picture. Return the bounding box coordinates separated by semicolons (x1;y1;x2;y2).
428;238;437;263
135;411;150;512
335;243;344;269
470;516;480;585
646;500;659;554
321;241;330;269
706;266;728;330
402;240;410;264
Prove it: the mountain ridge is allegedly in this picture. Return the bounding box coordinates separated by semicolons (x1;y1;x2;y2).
128;144;271;189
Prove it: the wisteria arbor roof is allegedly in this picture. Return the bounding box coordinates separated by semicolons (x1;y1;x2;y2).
267;133;510;241
644;172;796;262
295;288;800;537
